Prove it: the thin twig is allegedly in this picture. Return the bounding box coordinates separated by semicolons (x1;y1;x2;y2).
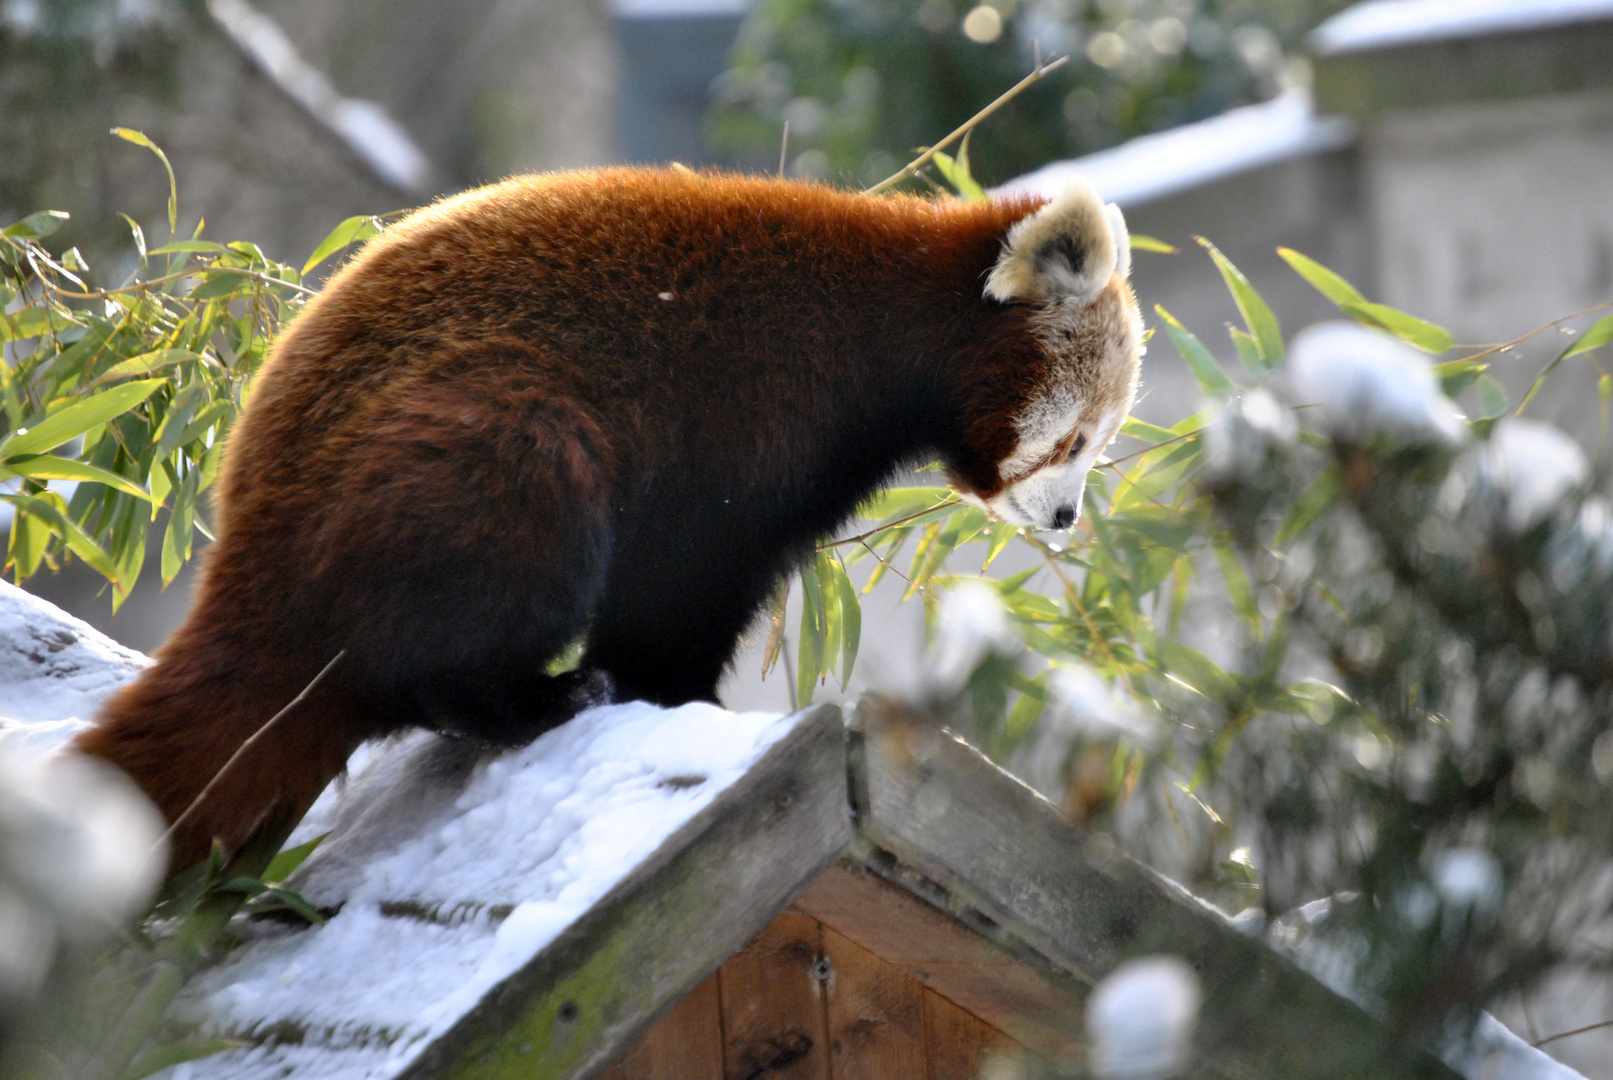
859;537;932;596
1025;532;1125;672
49;264;318;299
819;495;960;550
864;55;1069;195
778;120;791;179
1106;427;1205;467
1450;298;1613;365
155;649;347;855
1534;1018;1613;1048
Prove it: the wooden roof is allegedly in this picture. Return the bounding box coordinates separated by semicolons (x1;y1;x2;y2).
152;694;1456;1080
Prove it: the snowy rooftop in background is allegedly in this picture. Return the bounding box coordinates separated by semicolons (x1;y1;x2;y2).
1310;0;1613;55
998;90;1354;208
611;0;746;18
207;0;432;192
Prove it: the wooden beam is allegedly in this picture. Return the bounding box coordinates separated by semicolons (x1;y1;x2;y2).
411;703;852;1080
793;862;1084;1063
848;696;1463;1080
716;912;832;1080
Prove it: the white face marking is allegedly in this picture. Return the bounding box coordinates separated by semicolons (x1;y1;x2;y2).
980;405;1124;530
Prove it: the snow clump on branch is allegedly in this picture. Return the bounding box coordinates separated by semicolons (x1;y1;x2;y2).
1287;321;1467;446
1086;954;1202;1079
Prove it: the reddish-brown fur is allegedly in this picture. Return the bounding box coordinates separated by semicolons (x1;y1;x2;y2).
75;169;1079;871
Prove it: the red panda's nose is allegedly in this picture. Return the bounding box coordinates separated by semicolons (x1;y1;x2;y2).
1052;505;1077;530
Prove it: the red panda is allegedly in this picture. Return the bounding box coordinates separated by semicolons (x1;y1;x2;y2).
74;168;1143;872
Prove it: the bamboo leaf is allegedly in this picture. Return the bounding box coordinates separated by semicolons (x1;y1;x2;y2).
931;147;986;202
1229;328;1263;379
0;304;83;342
1199;238;1283;372
762;579;788;678
95;348;201;384
1;455;152;501
1341;302;1453;353
1129;235;1177;253
6;501;52;580
830;556;862;686
124;1039;242;1080
1518;315;1613;413
302;215;383;275
818;552;843;683
1276;247;1366;307
161;469;198;586
1275;466;1340;545
1435;357;1487;399
855;485;952;522
1155;305;1236;397
154;384;206;465
146;241;227;255
3;492;117;581
1120;416;1178;443
263;832;329;884
0;380;163;459
1562;314;1613;359
111;127;177;237
797;559;826;706
118;212;148;269
982;520;1020;570
1212;537;1261;641
1475;374;1508;419
3;209;69;239
186;270;252;301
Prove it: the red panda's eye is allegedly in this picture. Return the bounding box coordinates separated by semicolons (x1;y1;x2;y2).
1068;433;1088;459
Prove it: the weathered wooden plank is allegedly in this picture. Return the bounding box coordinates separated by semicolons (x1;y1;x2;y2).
409;704;852;1080
822;926;927;1080
849;697;1462;1080
793;862;1084;1063
605;974;725;1080
717;913;831;1080
924;988;1010;1080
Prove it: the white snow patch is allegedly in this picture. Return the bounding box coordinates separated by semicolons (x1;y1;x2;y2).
928;580;1017;692
0;750;166;995
1476;418;1588;532
1253;897;1588;1080
1202;389;1299;481
999;90;1354;209
1311;0;1613;56
0;579;148;734
1050;665;1159;748
164;700;803;1079
1432;848;1503;915
1288;321;1468;445
613;0;746;17
1086;955;1201;1080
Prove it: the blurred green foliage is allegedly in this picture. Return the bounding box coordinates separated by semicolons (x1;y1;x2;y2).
708;0;1351;187
1;131;379;604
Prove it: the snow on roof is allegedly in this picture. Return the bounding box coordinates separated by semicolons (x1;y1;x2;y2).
612;0;747;19
0;580;147;731
207;0;433;193
1310;0;1613;55
997;90;1354;209
166;701;803;1080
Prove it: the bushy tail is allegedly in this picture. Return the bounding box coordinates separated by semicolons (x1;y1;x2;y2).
73;621;366;874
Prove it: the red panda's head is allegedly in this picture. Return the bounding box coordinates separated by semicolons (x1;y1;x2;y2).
952;179;1144;531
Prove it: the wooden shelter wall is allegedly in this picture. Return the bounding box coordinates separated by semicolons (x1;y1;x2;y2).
601;909;1021;1080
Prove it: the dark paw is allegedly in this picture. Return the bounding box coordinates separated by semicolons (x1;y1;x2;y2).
566;668;616;711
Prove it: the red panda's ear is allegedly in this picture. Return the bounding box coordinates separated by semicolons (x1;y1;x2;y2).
984;179;1128;305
